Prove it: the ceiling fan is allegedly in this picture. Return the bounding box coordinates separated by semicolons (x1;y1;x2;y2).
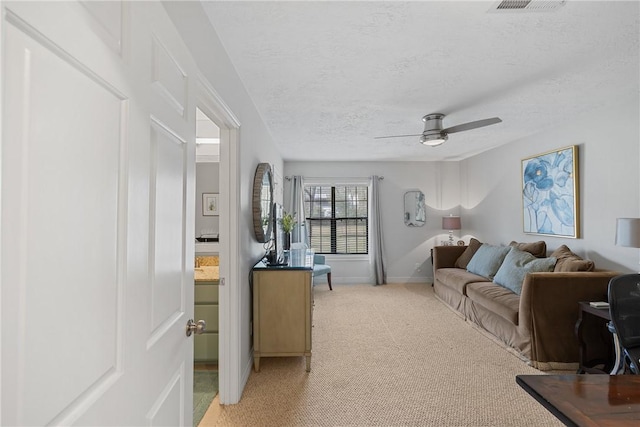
375;113;502;147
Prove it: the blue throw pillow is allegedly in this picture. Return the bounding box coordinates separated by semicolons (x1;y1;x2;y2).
493;247;557;295
466;244;511;280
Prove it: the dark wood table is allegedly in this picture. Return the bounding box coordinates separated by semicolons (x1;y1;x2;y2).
575;301;615;374
516;374;640;426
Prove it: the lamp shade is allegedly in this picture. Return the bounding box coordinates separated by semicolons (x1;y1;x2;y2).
615;218;640;248
442;216;461;230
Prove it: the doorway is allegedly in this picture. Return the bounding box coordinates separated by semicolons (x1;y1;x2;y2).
196;75;242;407
193;107;221;426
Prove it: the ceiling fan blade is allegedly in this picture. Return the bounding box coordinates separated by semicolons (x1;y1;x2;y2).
443;117;502;134
374;133;423;139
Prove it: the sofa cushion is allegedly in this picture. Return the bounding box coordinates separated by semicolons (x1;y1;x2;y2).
455;238;483;269
493;247;557;295
551;245;595;272
509;240;547;258
435;268;490;295
466;282;520;325
466;244;511;280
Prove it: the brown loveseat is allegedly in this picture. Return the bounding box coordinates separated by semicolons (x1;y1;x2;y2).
432;242;618;370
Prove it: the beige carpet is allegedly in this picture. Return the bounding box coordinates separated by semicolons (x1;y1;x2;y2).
213;283;562;426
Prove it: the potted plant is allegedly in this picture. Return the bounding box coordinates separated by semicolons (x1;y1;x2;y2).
280;212;296;250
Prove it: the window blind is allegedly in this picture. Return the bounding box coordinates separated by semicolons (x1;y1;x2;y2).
304;185;368;254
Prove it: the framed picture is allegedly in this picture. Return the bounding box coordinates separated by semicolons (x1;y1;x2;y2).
202;193;219;216
522;145;579;238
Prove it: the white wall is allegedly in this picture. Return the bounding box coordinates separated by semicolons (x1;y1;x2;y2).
195;162;219;236
460;92;640;273
284;161;461;283
164;2;285;402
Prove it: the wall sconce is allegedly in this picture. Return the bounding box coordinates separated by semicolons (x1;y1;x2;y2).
442;215;461;246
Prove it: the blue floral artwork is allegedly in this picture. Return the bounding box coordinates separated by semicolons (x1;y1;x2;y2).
522;146;579;238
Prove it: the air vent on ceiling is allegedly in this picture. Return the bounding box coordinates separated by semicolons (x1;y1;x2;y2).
489;0;566;12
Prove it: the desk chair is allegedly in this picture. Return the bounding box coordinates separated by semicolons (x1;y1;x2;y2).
313;254;332;290
608;274;640;374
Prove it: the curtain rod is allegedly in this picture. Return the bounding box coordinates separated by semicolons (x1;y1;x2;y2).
284;176;384;181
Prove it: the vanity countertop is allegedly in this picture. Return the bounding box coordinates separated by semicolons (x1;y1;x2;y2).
195;266;219;282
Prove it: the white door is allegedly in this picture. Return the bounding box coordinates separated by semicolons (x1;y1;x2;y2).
1;2;199;425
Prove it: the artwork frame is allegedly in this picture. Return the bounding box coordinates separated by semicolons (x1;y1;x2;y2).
202;193;219;216
522;145;579;238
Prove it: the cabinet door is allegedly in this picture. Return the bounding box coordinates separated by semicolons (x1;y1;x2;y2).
195;305;219;332
195;283;219;304
194;333;219;362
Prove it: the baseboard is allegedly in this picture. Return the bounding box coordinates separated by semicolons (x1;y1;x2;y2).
318;276;434;285
386;276;433;283
324;276;373;285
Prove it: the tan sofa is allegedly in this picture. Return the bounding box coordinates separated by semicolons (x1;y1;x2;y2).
432;244;618;370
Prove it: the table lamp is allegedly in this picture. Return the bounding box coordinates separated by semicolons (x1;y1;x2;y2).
442;215;461;246
615;218;640;248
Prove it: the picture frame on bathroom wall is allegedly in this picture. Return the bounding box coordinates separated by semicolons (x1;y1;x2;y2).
521;145;579;238
202;193;219;216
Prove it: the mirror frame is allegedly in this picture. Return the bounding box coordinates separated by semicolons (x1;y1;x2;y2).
404;190;426;227
252;163;274;243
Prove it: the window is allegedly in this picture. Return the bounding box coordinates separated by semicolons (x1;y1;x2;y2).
304;185;368;254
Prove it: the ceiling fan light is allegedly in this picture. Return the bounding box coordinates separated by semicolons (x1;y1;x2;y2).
420;133;448;146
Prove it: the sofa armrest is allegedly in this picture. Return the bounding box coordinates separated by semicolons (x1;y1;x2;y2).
519;271;619;365
432;245;467;271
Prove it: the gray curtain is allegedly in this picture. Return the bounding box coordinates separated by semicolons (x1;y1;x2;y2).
370;176;386;285
286;175;308;247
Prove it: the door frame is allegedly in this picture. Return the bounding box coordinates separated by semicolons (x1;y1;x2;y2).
196;74;241;404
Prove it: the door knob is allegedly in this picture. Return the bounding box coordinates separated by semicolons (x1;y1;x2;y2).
186;319;206;337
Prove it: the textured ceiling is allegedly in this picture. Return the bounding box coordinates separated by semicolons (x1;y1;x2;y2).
201;1;639;161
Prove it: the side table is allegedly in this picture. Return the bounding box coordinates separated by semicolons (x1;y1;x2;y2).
574;302;619;374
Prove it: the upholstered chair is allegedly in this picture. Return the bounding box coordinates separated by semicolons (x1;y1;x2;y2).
313;254;332;290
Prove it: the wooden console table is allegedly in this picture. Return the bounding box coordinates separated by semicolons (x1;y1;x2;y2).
252;254;314;372
516;374;640;426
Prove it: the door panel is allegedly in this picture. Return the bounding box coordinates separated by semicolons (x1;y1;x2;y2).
2;12;127;427
151;36;188;118
148;120;186;343
79;1;123;56
146;365;185;427
2;2;197;425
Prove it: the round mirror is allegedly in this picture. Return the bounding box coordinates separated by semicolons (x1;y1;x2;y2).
252;163;273;243
404;190;426;227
